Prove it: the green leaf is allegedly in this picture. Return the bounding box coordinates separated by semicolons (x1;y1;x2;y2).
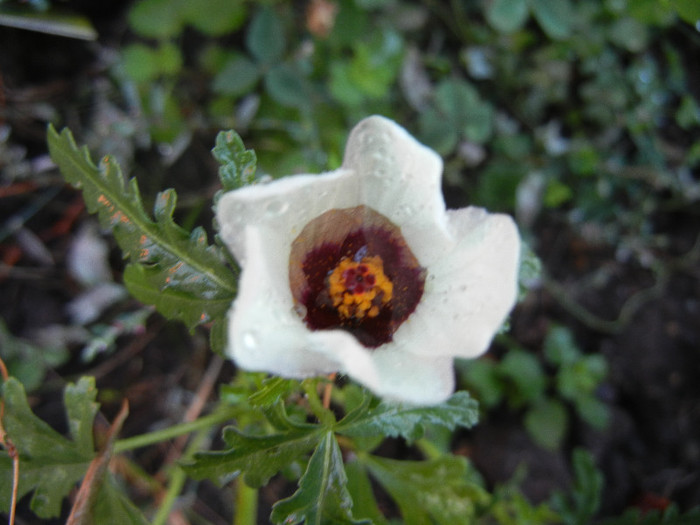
486;0;529;33
265;62;311;109
434;78;494;144
530;0;573;40
212;55;261;97
551;449;602;524
212;128;258;192
418;108;459;155
544;179;574;208
499;349;547;407
336;391;479;443
184;425;323;488
670;0;700;25
345;459;388;524
93;474;149;525
456;358;504;409
0;318;69;392
574;396;610;430
608;17;648;53
157;41;183;76
363;454;485;525
47;126;237;331
248;377;300;408
123;263;231;330
128;0;184;38
122;44;160;83
0;7;97;40
524;398;568;450
246;7;285;64
544;325;581;366
518;241;542;299
64;377;100;454
184;0;247;36
0;377;97;518
271;432;370;525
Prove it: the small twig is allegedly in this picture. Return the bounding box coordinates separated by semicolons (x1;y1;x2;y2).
0;356;19;525
322;373;337;410
162;354;224;467
66;399;130;525
543;233;700;334
153;355;224;525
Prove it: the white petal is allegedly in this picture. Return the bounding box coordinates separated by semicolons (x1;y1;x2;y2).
365;349;455;405
225;226;330;376
393;208;520;358
342;116;451;264
216;169;355;265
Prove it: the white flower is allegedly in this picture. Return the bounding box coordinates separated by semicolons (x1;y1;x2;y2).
216;116;520;404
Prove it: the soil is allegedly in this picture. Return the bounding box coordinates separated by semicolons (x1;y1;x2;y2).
1;2;699;523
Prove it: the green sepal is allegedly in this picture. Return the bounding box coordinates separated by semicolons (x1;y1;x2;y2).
270;432;371;525
0;377;98;518
336;391;479;443
47;125;237;331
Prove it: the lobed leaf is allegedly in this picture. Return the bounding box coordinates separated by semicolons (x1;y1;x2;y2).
0;377;97;518
345;459;388;525
362;454;485;525
211;128;258;192
248;377;301;408
184;425;323;488
0;318;69;392
47;125;237;332
335;391;479;443
270;432;370;525
92;475;149;525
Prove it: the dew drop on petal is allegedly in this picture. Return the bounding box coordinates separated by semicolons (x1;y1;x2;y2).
293;303;307;319
399;204;415;217
241;330;258;350
265;199;289;217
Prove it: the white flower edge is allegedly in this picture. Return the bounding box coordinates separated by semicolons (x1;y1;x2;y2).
216;116;521;404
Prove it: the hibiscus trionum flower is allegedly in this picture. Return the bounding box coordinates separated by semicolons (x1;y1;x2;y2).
216;116;520;404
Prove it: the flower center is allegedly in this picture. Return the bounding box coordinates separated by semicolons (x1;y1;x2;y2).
289;205;426;348
328;255;393;320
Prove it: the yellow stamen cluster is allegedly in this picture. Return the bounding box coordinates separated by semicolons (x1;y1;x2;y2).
328;255;393;320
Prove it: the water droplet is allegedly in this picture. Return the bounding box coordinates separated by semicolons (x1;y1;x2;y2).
241;331;258;349
293;303;307;319
399;204;415;217
265;199;289;217
371;147;388;160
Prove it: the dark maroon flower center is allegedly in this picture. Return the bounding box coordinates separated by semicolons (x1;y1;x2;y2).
289;206;426;348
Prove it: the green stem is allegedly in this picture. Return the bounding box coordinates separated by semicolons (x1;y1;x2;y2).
234;479;259;525
416;438;443;461
113;407;237;454
151;426;212;525
151;466;187;525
